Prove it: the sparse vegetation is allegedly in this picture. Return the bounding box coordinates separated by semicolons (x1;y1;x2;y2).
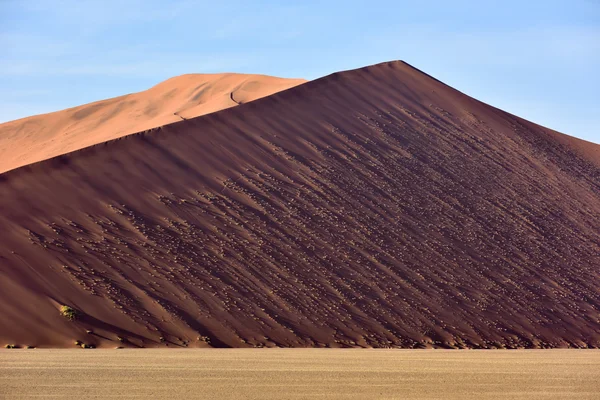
60;305;78;321
74;340;94;349
4;344;17;349
198;335;211;344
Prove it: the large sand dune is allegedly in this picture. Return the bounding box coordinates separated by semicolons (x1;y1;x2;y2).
0;73;305;173
0;61;599;349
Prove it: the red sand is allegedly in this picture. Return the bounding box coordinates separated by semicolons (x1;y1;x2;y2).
0;61;599;349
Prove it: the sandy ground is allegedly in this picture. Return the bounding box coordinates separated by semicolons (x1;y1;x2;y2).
1;349;599;399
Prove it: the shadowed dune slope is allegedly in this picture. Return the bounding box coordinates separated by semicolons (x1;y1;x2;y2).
0;61;599;349
0;73;305;173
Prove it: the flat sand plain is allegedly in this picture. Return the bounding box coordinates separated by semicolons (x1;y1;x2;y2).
1;349;599;399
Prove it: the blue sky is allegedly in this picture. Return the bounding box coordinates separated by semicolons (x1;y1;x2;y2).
1;0;599;143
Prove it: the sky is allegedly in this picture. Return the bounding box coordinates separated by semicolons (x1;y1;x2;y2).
1;0;599;144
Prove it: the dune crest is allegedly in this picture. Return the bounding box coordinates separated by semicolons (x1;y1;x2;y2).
0;73;305;173
0;61;599;349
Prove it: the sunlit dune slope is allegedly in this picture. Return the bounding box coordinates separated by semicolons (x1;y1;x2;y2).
0;73;305;173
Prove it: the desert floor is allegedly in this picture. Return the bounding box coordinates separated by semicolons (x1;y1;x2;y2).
1;349;599;399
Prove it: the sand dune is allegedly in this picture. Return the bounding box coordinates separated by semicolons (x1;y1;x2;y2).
0;73;305;173
0;61;599;349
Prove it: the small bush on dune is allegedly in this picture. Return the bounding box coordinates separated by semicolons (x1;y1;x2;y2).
4;344;17;349
74;340;94;349
60;305;78;321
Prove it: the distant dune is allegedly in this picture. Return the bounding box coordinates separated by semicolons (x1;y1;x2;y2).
0;73;305;173
0;61;599;349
